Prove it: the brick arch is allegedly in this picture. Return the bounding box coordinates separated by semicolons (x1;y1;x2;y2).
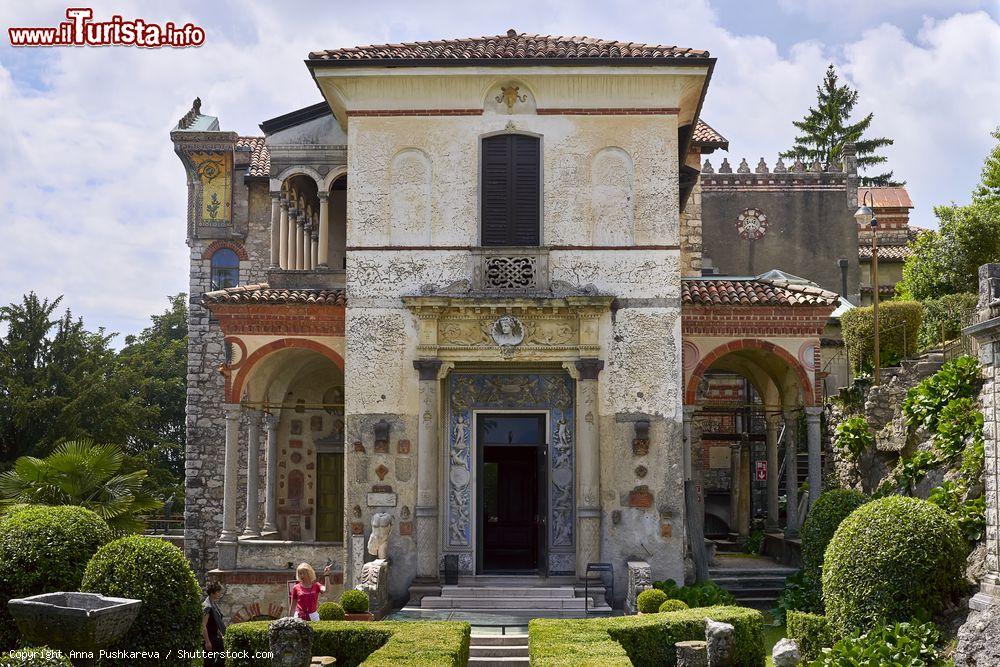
202;239;248;261
228;338;345;403
685;338;816;406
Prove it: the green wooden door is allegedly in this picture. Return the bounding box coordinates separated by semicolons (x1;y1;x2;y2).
316;453;344;541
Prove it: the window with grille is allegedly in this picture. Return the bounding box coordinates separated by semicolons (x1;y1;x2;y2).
481;134;541;246
210;248;240;290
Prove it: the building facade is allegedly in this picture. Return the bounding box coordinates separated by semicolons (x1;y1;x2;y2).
174;32;837;621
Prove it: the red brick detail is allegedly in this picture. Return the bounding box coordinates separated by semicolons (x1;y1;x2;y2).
537;107;679;115
681;305;831;337
371;484;392;493
628;486;654;508
351;522;364;535
399;521;413;536
684;339;816;407
202;239;249;261
224;336;249;371
288;440;303;448
228;338;345;402
375;464;389;481
209;303;346;337
346;109;483;117
352;442;365;452
660;523;673;538
397;439;411;454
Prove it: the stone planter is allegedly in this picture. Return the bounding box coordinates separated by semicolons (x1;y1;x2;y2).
8;592;142;666
344;612;374;621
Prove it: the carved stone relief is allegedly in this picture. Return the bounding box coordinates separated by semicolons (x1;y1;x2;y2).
388;149;431;245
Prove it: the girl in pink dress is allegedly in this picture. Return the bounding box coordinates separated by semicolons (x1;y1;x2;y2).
289;562;332;621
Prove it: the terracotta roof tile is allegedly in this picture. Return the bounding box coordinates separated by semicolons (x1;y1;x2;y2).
309;30;709;62
858;186;913;209
681;278;839;307
692;120;728;149
236;136;269;178
859;245;912;262
203;283;345;305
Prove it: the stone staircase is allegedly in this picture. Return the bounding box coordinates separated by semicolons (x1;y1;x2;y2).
470;634;529;666
419;575;611;616
709;561;798;610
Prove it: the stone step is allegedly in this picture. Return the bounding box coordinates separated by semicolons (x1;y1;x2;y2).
469;658;529;666
423;596;588;610
440;586;575;598
470;645;530;658
471;635;529;646
457;575;575;587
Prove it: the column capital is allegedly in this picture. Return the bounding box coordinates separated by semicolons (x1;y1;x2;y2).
304;221;313;233
270;191;282;201
223;403;242;421
264;413;280;429
574;358;604;381
804;406;824;417
317;191;329;202
413;358;443;381
682;404;702;418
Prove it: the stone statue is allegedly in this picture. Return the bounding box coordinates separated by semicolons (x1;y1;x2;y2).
490;315;524;347
367;512;393;559
268;616;312;667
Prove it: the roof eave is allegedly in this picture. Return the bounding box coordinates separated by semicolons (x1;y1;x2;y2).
306;56;715;69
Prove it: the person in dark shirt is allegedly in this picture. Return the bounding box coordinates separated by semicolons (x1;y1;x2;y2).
202;581;226;667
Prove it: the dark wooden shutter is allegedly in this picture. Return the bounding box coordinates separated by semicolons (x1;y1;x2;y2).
481;134;540;246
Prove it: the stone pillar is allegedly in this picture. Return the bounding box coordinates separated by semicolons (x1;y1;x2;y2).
413;359;443;581
682;405;699;481
262;413;279;535
765;411;781;531
243;410;262;537
218;403;241;568
295;215;305;270
575;358;604;579
286;205;297;270
783;409;800;538
683;405;709;582
737;440;751;540
269;193;281;268
729;443;741;534
278;198;290;269
303;222;313;271
311;228;319;270
317;192;330;268
805;407;824;511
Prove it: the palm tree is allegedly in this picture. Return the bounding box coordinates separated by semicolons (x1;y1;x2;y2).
0;439;161;534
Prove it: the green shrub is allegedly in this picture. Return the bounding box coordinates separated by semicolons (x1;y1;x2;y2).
772;570;822;624
800;489;868;583
657;599;689;613
918;292;978;350
841;301;923;374
225;620;470;667
652;579;736;608
80;536;201;665
934;397;984;463
832;417;873;460
0;648;72;666
318;601;346;621
822;496;966;635
743;529;765;555
636;589;668;614
809;620;940;666
528;606;764;667
340;589;370;614
928;481;986;543
875;450;940;497
902;355;981;431
0;505;112;650
786;611;834;662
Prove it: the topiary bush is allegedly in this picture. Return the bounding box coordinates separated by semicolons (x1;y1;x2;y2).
785;611;834;662
80;536;201;665
0;505;112;650
772;570;822;624
918;292;978;350
657;599;689;613
800;489;868;584
652;579;736;608
318;601;345;621
822;496;966;635
340;589;370;614
841;300;923;374
0;647;72;666
636;589;668;614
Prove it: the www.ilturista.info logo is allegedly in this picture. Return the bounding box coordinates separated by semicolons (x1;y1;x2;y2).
8;8;205;48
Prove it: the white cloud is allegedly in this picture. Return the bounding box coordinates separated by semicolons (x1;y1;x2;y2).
0;1;997;336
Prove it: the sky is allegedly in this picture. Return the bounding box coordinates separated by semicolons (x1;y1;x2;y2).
1;1;998;338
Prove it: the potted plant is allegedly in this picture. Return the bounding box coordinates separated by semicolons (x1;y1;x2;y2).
340;590;372;621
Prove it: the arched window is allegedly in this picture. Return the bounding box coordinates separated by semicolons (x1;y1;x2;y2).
210;248;240;290
481;134;540;246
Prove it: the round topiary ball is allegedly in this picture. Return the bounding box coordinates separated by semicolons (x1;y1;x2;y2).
658;599;689;613
801;489;868;577
822;495;966;634
340;589;369;614
0;505;112;650
81;536;202;665
636;589;668;614
317;601;345;621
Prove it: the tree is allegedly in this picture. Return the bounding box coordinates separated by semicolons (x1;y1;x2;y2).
897;129;1000;301
0;439;160;534
781;64;897;186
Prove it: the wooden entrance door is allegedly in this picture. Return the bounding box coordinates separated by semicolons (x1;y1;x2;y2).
315;453;343;541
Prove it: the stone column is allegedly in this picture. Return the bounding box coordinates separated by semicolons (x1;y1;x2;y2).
317;192;330;268
243;410;262;537
682;405;700;481
218;403;241;568
575;358;604;579
286;205;298;270
278;198;290;269
683;405;708;582
311;229;319;270
303;222;313;271
765;411;781;531
413;359;443;581
805;407;823;511
262;413;279;535
783;409;800;538
295;215;305;270
269;193;281;268
737;440;751;539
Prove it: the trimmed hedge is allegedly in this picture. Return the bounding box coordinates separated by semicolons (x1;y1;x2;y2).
822;496;966;635
0;648;72;666
841;300;922;374
318;602;345;621
0;505;112;650
918;292;978;350
800;489;868;586
341;589;369;613
528;605;765;667
224;620;470;667
658;600;689;613
786;611;834;661
636;589;668;614
80;536;202;665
